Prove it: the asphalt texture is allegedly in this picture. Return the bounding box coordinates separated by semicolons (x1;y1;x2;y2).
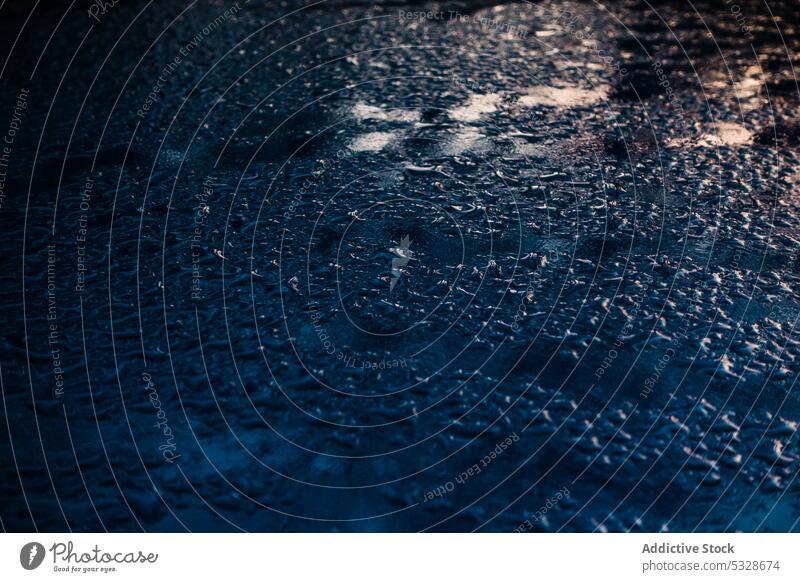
0;0;799;531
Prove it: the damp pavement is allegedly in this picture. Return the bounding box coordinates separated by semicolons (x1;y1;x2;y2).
0;0;799;531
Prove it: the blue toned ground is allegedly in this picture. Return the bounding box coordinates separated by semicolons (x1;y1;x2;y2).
0;0;799;531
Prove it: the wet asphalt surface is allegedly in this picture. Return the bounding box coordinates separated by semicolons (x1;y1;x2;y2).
0;0;799;531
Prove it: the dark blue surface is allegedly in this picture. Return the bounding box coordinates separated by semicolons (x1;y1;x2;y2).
1;0;799;531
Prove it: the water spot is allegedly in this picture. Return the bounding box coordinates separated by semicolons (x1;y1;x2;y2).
349;131;398;152
667;122;753;149
733;66;764;101
697;122;753;147
519;85;608;108
441;128;490;155
449;93;501;122
707;65;763;108
351;101;420;123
